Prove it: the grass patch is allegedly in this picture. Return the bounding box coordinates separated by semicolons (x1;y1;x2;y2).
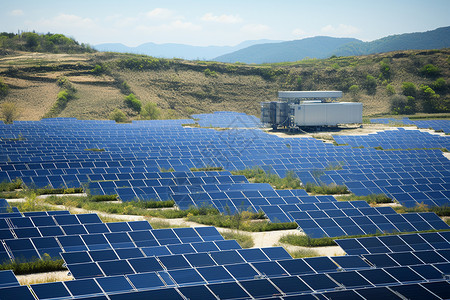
336;193;393;204
231;168;302;190
0;256;65;275
393;203;450;217
159;167;175;172
84;148;105;152
42;195;201;219
221;231;254;248
287;248;320;258
190;166;224;172
146;219;187;229
305;182;349;195
0;179;22;192
89;194;118;202
280;234;337;247
186;210;297;232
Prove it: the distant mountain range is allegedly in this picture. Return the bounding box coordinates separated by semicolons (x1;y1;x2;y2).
215;26;450;63
95;26;450;63
94;39;282;60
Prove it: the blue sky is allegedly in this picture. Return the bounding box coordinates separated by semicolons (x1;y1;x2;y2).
2;0;449;46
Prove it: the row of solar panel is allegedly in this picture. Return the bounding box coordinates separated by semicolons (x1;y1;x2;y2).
65;247;292;280
3;264;449;299
295;212;450;239
0;224;225;263
336;231;450;255
371;118;450;134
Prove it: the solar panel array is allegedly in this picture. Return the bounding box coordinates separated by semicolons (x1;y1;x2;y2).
332;128;450;207
0;115;449;239
371;117;450;134
1;212;449;300
191;111;262;128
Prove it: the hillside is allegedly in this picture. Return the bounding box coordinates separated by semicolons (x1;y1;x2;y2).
0;48;449;121
214;26;450;64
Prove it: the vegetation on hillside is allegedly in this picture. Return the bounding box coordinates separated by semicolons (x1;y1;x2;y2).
0;32;95;53
0;33;448;120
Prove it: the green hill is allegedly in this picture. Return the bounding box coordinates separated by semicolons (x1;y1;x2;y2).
0;45;449;121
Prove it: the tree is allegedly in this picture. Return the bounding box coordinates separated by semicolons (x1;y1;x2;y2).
348;85;360;101
390;95;416;115
364;75;377;95
140;102;160;120
402;82;416;98
124;93;141;112
431;78;447;93
0;101;20;124
379;61;391;80
419;85;440;113
109;108;127;123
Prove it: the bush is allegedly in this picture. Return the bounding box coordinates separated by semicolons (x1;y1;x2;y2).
402;82;417;98
337;193;392;204
0;257;65;275
348;85;360;101
109;108;127;122
390;94;416;115
419;85;441;113
364;75;377;95
0;101;20;124
279;234;336;247
140;102;160;120
231;168;302;190
0;77;9;97
431;78;447;93
204;68;218;77
305;182;349;195
386;84;395;96
419;64;440;77
124;93;141;112
379;61;391;80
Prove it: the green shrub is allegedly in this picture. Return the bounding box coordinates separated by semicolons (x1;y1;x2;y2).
190;166;224;172
0;257;65;275
231;168;302;190
109;108;127;122
336;193;392;204
0;77;9;97
280;234;336;247
386;84;395;96
140;102;160;120
390;94;416;115
419;64;440;77
0;101;21;124
204;68;218;77
305;182;349;195
364;75;377;95
124;93;141;112
402;82;417;97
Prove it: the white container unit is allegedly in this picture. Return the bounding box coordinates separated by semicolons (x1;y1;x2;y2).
292;102;362;126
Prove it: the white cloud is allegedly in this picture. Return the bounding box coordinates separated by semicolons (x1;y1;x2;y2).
241;23;270;35
292;28;306;37
136;20;201;33
321;24;360;36
34;14;97;30
10;9;24;16
201;13;242;24
145;8;173;19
